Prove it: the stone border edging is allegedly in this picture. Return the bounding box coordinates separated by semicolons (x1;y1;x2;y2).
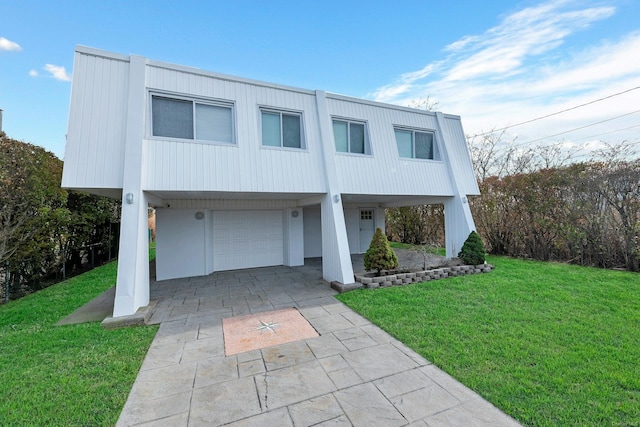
331;264;494;293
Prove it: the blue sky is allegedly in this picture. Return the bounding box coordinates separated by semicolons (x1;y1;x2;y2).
1;0;639;160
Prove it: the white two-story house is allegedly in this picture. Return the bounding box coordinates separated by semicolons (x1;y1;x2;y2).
61;46;479;318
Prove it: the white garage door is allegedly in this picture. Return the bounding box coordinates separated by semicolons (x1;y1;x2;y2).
212;210;284;271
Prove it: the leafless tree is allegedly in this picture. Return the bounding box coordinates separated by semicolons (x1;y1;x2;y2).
535;141;579;170
588;142;640;270
408;96;440;112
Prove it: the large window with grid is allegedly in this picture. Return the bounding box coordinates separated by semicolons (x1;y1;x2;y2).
151;95;234;144
394;127;438;160
261;109;304;149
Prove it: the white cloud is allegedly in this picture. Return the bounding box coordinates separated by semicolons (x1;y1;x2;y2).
525;31;640;95
369;62;442;102
29;69;38;77
369;0;639;150
378;0;615;93
444;35;480;52
0;37;22;51
44;64;72;82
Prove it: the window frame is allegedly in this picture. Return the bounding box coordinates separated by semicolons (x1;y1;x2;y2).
259;107;306;150
393;126;439;160
332;117;371;156
149;92;236;145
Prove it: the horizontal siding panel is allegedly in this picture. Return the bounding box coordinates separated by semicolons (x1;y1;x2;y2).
62;52;129;190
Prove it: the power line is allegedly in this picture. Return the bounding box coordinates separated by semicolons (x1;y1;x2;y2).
508;109;640;148
571;140;640;161
568;123;640;143
502;138;640;162
473;85;640;137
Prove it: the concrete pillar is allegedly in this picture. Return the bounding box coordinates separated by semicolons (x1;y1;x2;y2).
284;207;304;267
113;55;149;318
316;91;355;285
315;91;355;285
320;194;354;284
444;195;476;259
114;191;150;317
433;111;477;259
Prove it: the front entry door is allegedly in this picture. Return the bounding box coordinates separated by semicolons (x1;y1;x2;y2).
359;209;375;253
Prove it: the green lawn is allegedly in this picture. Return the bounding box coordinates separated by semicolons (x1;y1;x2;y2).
389;241;447;256
337;256;640;426
388;241;417;250
0;260;158;426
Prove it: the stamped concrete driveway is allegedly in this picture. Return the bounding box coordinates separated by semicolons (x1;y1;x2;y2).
116;257;521;426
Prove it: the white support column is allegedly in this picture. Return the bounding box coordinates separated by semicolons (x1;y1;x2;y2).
113;55;149;318
320;195;354;283
444;196;475;258
284;208;304;267
315;91;354;285
434;112;477;259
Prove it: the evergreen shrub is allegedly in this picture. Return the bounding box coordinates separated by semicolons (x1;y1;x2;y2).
364;227;399;275
458;231;486;265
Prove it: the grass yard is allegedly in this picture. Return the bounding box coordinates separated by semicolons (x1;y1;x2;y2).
0;259;158;426
388;241;447;256
337;256;640;426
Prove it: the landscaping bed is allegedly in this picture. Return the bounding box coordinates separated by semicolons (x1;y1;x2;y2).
355;263;495;288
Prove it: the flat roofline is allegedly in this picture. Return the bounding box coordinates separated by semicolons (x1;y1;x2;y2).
74;45;459;119
75;45;315;96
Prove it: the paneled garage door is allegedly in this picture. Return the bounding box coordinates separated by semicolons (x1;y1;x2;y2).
212;210;284;271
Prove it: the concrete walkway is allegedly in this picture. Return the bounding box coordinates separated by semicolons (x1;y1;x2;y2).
117;257;521;426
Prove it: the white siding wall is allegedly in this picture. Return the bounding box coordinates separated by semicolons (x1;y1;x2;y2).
305;206;379;256
63;48;478;200
162;199;299;210
62;50;130;190
328;96;465;196
156;208;208;280
303;207;322;258
344;208;360;253
343;207;386;253
374;207;386;232
144;64;327;194
205;210;214;274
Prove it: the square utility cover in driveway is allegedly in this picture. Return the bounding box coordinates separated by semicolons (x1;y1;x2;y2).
222;307;319;356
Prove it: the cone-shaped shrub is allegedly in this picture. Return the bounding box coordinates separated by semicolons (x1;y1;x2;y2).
364;227;399;275
458;231;486;265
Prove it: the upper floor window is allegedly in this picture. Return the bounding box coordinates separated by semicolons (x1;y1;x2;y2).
151;95;234;144
394;127;438;160
261;109;304;149
332;119;369;155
